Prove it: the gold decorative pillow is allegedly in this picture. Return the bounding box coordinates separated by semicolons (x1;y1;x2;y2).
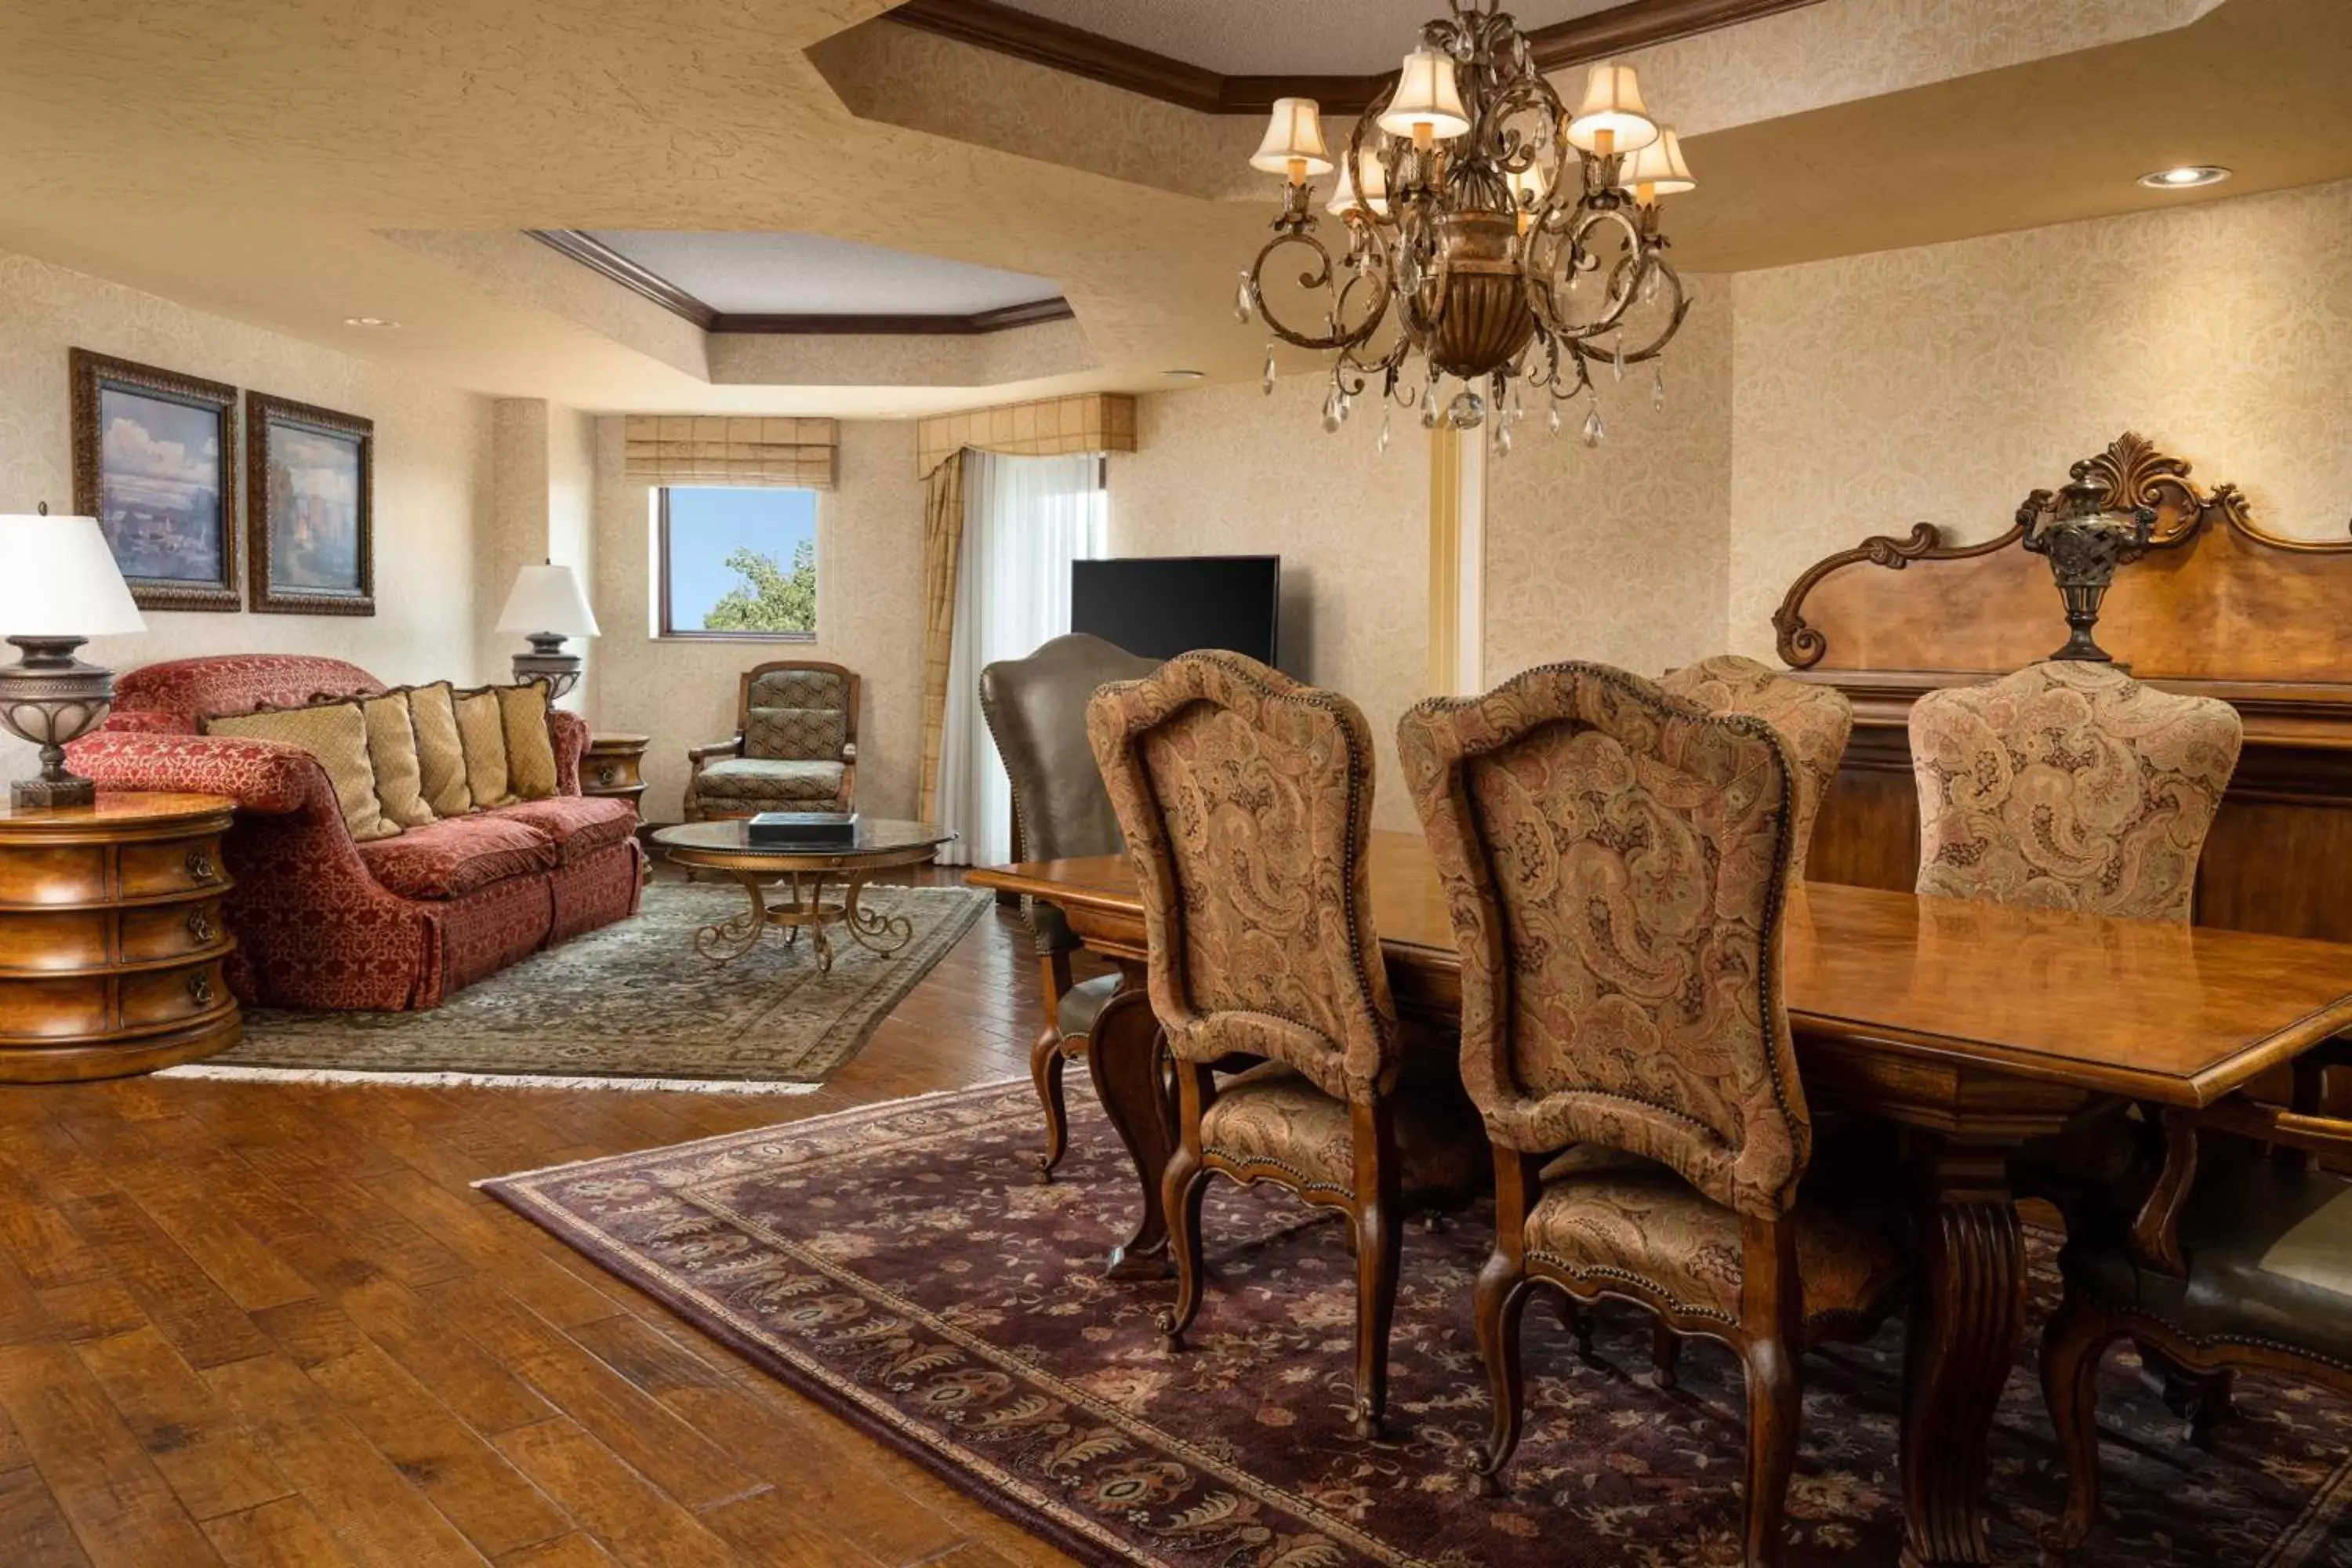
361;691;435;827
406;681;474;816
452;687;516;808
205;701;397;842
496;681;559;801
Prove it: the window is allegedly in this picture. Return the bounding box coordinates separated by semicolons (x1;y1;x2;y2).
655;485;818;639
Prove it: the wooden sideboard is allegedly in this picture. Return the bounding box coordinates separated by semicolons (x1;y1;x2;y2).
1773;434;2352;947
0;791;242;1082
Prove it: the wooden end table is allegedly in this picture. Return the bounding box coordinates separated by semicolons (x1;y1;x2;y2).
583;733;651;818
651;818;953;974
0;791;242;1083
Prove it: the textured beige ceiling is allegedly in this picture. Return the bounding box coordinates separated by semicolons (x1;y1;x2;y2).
0;0;2340;415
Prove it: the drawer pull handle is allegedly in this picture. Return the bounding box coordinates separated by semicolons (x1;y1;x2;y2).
186;908;216;945
596;764;619;786
184;848;218;883
187;971;215;1007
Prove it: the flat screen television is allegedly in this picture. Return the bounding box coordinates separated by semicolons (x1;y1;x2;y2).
1070;556;1281;666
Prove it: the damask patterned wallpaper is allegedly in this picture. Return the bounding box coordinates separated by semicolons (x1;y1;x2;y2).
0;249;494;780
1726;176;2352;660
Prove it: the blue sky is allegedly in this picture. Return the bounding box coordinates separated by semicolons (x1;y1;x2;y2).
666;487;817;629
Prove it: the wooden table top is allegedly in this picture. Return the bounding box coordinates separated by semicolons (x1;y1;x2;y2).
969;829;2352;1109
0;792;238;829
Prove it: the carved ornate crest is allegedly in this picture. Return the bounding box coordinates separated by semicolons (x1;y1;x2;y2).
2013;431;2250;550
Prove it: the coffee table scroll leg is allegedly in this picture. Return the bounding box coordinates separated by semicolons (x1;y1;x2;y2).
1085;962;1176;1281
1900;1141;2026;1568
840;874;916;957
692;871;769;964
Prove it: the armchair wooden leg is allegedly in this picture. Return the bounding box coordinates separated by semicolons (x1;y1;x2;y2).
1029;1022;1070;1185
1349;1100;1404;1440
1652;1321;1682;1390
1739;1216;1802;1568
2039;1294;2120;1561
1157;1065;1214;1352
1473;1147;1542;1497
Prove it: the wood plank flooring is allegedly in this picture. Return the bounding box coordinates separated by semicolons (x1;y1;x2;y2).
0;873;1080;1567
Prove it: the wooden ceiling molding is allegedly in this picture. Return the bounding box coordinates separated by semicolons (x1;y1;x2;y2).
884;0;1829;116
526;230;1077;336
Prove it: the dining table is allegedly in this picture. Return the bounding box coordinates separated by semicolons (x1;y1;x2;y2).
967;829;2352;1568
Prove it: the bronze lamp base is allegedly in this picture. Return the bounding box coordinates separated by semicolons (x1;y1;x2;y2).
0;634;116;811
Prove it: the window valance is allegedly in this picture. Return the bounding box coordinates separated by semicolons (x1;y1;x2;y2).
624;416;838;489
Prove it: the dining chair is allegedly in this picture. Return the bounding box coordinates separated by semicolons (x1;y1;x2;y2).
978;633;1158;1181
1399;662;1906;1567
1086;650;1482;1439
1908;659;2241;921
1658;654;1853;875
2040;1090;2352;1558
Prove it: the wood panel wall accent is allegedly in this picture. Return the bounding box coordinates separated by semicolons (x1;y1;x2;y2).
1774;434;2352;951
1772;433;2352;680
915;394;1137;477
527;230;1076;336
885;0;1828;116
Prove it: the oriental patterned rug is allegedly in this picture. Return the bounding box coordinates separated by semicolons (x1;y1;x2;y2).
482;1082;2352;1567
162;884;990;1092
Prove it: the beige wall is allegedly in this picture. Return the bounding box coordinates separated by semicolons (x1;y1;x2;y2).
1110;376;1432;830
482;397;598;713
0;249;492;777
1726;176;2352;659
1485;283;1734;687
587;417;924;822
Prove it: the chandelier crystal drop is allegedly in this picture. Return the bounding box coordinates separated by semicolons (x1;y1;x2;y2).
1235;1;1696;435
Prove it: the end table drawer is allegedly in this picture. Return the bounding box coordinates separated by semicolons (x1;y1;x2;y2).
118;836;230;899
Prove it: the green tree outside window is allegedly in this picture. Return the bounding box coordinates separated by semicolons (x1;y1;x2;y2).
703;539;817;633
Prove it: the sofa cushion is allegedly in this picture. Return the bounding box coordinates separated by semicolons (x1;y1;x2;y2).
204;700;398;843
491;796;637;865
499;683;560;800
358;814;557;900
361;691;435;828
454;688;516;809
692;757;846;804
405;682;474;816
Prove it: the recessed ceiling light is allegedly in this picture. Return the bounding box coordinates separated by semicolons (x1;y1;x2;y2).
343;316;401;328
1162;368;1207;379
2138;165;2231;191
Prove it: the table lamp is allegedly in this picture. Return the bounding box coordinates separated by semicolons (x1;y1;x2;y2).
495;561;600;700
0;506;147;808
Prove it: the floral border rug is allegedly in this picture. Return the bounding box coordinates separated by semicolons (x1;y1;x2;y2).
482;1081;2352;1566
162;884;990;1092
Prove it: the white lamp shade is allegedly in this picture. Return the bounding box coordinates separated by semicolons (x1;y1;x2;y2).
1618;126;1696;197
1566;63;1660;154
495;563;600;637
1378;49;1472;140
0;515;146;638
1326;149;1392;217
1250;98;1334;176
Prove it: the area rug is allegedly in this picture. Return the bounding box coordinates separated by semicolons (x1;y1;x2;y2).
162;884;992;1092
483;1082;2352;1567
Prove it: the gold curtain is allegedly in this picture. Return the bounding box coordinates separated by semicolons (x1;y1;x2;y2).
915;452;967;822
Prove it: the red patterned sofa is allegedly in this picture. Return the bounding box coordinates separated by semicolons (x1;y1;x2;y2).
66;654;644;1011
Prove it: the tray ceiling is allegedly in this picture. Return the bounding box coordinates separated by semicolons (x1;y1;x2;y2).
583;231;1061;318
985;0;1622;77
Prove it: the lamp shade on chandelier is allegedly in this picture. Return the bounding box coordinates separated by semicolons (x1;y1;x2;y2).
1235;0;1697;450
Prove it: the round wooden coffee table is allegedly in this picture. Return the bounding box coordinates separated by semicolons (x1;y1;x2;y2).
651;818;955;974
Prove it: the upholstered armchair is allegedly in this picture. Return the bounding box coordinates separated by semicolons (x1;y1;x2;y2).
1088;651;1482;1439
1908;659;2241;920
1399;662;1906;1566
979;633;1159;1181
1659;654;1853;875
684;660;859;822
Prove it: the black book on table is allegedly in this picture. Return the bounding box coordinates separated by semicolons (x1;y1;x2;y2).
746;811;859;848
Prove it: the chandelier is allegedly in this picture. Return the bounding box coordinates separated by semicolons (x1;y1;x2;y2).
1236;0;1697;452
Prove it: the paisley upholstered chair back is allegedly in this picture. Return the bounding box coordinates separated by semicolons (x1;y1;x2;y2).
1399;662;1810;1219
1909;661;2242;922
1658;654;1853;876
1086;651;1399;1103
742;663;854;762
981;634;1160;957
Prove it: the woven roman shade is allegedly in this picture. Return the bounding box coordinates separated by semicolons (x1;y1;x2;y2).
624;416;839;489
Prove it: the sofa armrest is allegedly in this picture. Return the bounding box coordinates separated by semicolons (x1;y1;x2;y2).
549;709;590;795
65;731;342;817
688;736;743;767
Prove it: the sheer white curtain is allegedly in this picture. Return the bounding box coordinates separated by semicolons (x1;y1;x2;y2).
935;451;1108;866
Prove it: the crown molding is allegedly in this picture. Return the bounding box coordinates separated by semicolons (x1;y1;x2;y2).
525;230;1076;336
884;0;1827;117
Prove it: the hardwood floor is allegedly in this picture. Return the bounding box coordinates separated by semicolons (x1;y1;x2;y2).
0;873;1082;1567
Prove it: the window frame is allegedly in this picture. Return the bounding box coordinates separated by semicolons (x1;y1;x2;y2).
654;484;821;644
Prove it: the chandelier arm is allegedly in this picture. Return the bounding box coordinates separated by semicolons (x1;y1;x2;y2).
1249;227;1387;353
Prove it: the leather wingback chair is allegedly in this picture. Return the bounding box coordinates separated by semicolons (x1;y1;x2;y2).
1659;655;1853;876
1399;662;1904;1566
979;633;1157;1180
684;660;859;822
1088;651;1480;1439
1908;660;2241;921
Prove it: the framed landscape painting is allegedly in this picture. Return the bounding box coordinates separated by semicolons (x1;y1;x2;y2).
247;392;374;615
70;349;241;611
